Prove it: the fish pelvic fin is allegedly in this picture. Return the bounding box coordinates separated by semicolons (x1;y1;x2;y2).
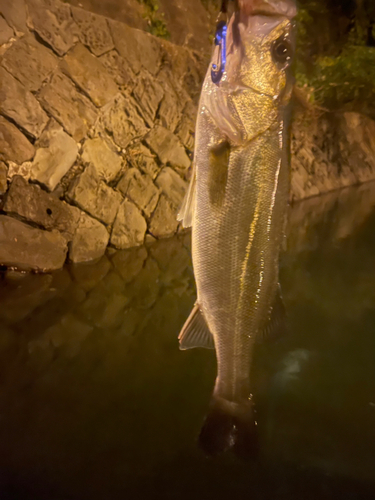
178;303;214;350
199;396;259;459
177;163;196;228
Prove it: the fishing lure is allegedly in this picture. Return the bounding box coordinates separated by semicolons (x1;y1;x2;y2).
211;20;227;84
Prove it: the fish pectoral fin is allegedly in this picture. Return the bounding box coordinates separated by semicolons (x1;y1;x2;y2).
178;303;215;350
177;162;196;228
258;284;287;342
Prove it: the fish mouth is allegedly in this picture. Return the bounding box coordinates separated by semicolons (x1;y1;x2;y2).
238;0;297;19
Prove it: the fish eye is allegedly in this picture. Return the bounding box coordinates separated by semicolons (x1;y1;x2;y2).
271;37;293;65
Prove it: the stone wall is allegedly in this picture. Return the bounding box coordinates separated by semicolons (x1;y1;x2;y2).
2;0;375;271
0;0;204;270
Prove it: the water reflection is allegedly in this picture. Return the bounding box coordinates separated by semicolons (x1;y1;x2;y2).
1;183;375;499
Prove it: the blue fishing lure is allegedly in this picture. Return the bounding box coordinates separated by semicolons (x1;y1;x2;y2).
211;21;227;84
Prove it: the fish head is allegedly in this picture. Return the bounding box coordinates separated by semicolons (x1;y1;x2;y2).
205;0;296;144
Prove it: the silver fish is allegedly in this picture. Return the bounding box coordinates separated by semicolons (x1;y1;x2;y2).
178;0;297;456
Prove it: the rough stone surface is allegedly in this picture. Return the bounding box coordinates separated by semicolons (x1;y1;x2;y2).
127;143;160;179
110;199;147;249
102;94;147;149
67;164;122;225
158;90;182;133
148;194;178;238
0;67;48;138
145;126;190;174
155;167;187;209
81;137;122;183
0;0;27;33
26;0;79;56
39;72;97;141
71;7;114;57
0;16;14;45
1;34;58;91
133;72;164;127
99;50;133;90
69;212;109;263
117;168;159;218
30;120;78;191
109;19;161;75
0;161;8;194
0;116;35;163
4;176;80;239
0;215;67;271
61;43;118;107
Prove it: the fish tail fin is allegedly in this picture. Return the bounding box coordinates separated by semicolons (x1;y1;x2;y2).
198;396;259;459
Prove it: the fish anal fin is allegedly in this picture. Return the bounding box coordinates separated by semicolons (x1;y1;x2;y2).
258;284;287;342
178;303;215;350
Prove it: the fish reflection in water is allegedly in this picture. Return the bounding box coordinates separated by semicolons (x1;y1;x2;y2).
178;0;297;456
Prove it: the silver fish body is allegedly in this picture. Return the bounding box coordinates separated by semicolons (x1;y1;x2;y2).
179;0;296;456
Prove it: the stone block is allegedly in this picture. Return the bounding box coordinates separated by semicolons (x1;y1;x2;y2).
39;72;97;141
62;43;118;107
71;7;114;57
175;115;195;150
155;167;187;209
69;212;109;263
0;16;13;45
0;215;67;271
0;0;27;33
109;19;162;75
0;67;48;138
0;161;7;194
128;143;160;180
30;120;78;191
133;72;164;127
99;50;133;90
102;94;148;149
3;175;80;239
26;0;79;56
66;164;122;225
148;194;178;238
110;199;147;249
110;245;147;283
145;126;190;174
81;137;122;183
117;168;159;218
0;116;35;163
1;34;58;91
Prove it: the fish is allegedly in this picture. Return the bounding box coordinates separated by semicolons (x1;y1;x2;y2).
177;0;297;457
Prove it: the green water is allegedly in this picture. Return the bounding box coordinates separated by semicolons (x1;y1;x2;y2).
1;183;375;500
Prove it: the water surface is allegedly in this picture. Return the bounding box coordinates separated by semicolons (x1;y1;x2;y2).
1;183;375;499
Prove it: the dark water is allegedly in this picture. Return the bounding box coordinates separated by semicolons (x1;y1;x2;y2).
1;183;375;500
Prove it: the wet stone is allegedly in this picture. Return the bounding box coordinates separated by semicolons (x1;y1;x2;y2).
110;245;148;284
117;168;159;218
128;143;160;180
0;161;7;194
145;126;190;175
39;72;98;142
155;167;187;209
71;7;114;57
129;257;160;309
1;34;58;91
66;164;122;225
148;194;179;239
30;120;78;191
109;19;162;76
102;94;148;149
0;16;13;45
0;67;48;138
68;254;111;292
133;72;164;128
62;43;118;108
110;199;147;249
0;0;27;33
99;50;133;90
0;116;35;164
4;176;80;239
69;212;109;263
26;0;79;56
149;237;191;286
81;137;122;183
0;215;68;272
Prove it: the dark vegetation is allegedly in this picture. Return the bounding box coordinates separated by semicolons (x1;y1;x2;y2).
296;0;375;117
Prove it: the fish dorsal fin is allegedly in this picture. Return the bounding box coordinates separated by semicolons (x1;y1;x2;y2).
177;163;196;228
178;303;215;350
258;284;287;342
